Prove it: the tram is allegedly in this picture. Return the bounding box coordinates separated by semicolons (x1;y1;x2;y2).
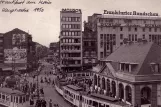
0;87;29;107
62;85;130;107
63;85;83;107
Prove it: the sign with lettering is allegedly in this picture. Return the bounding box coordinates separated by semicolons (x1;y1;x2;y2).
99;23;161;28
104;10;159;16
62;8;82;13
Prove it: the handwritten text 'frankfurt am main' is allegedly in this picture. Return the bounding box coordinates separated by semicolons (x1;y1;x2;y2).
0;0;52;14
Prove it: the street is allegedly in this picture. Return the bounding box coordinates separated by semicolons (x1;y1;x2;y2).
26;62;71;107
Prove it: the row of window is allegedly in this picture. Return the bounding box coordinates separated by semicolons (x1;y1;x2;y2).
82;97;110;107
61;39;81;43
128;34;138;41
84;59;96;63
64;90;81;101
61;31;81;36
62;60;81;65
122;27;161;32
84;41;96;47
99;18;160;25
61;17;81;22
100;34;116;40
61;53;81;57
61;46;80;50
72;72;93;77
120;63;160;73
62;24;81;29
84;51;96;57
149;35;161;40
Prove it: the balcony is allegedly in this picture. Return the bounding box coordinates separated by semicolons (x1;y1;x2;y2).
61;57;81;60
59;36;81;39
61;49;81;53
60;64;81;67
60;42;81;46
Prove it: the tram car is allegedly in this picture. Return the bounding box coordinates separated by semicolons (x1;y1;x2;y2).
62;85;131;107
62;85;83;107
0;87;29;107
81;93;130;107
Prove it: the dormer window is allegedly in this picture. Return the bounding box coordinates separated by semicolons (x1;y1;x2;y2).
120;62;138;72
150;63;159;73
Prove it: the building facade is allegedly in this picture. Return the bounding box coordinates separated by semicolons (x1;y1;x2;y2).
82;20;97;70
88;11;161;61
48;42;59;62
59;9;82;72
0;28;34;73
92;42;161;107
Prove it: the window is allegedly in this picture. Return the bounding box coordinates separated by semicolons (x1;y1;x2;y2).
129;34;131;41
155;64;159;72
101;52;103;58
149;28;151;32
135;27;137;32
125;64;129;71
69;17;71;21
135;35;137;41
120;27;123;31
121;63;125;71
132;35;134;41
128;27;131;31
100;34;103;39
143;34;145;39
144;20;146;23
143;28;145;32
69;32;71;36
155;28;157;32
100;42;103;48
120;34;123;39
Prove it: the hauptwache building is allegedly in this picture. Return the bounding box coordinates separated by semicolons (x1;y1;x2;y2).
92;41;161;107
92;10;161;61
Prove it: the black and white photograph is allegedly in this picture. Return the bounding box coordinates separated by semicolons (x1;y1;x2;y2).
0;0;161;107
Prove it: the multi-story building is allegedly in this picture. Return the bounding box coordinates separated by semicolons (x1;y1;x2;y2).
0;28;35;74
0;33;4;63
82;20;97;70
59;9;82;72
48;42;59;62
88;11;161;61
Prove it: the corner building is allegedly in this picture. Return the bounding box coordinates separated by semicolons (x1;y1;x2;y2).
60;9;82;72
92;42;161;107
88;12;161;61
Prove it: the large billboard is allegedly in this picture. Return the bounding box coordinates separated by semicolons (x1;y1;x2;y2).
4;48;27;63
12;34;26;46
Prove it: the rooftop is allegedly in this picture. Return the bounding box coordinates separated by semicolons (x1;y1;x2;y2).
103;42;161;75
0;87;24;96
66;85;83;91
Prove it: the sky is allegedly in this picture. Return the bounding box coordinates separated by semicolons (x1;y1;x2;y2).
0;0;161;47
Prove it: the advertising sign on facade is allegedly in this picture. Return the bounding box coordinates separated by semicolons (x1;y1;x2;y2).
4;48;27;63
12;34;26;45
62;8;82;13
104;10;159;16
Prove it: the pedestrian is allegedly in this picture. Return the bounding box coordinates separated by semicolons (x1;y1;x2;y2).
49;99;53;107
42;99;47;107
29;98;34;106
35;99;41;107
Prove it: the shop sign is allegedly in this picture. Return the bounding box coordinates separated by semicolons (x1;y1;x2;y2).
62;8;82;13
104;10;159;16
